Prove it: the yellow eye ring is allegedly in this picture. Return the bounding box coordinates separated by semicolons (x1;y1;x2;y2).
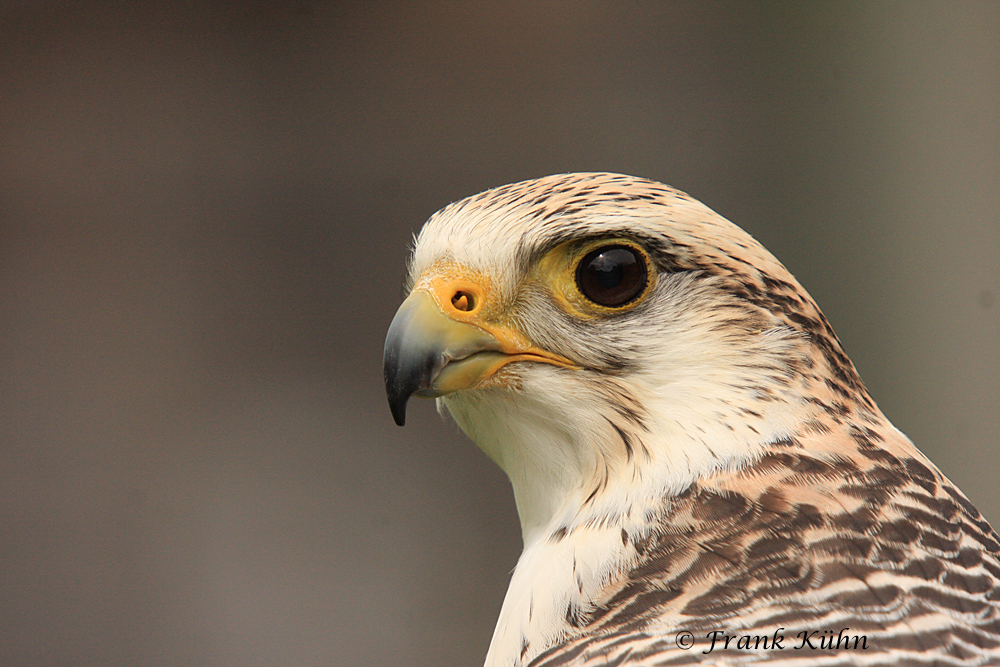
534;238;655;318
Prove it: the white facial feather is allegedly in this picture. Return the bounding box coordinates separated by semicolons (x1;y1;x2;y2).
416;175;815;536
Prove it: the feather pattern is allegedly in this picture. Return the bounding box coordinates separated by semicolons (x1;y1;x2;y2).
530;426;1000;666
395;173;1000;666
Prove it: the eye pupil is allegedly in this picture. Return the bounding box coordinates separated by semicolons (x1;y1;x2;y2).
576;245;647;307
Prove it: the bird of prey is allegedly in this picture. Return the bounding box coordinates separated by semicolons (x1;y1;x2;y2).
383;173;1000;666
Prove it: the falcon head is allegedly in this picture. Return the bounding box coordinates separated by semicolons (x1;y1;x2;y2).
384;173;870;544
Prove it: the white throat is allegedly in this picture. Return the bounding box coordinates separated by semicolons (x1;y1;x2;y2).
441;359;806;667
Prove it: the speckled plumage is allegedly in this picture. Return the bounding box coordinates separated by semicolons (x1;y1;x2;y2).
388;173;1000;666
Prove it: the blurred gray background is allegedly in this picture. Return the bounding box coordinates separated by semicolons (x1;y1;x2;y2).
1;2;997;666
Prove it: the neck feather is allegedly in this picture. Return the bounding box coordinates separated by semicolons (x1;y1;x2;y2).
442;370;815;667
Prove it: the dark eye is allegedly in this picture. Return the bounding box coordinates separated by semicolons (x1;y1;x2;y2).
575;245;648;307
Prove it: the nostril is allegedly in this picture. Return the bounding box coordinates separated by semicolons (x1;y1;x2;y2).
452;290;475;312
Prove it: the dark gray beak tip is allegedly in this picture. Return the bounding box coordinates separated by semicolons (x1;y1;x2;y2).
386;371;410;426
389;397;408;427
383;346;410;427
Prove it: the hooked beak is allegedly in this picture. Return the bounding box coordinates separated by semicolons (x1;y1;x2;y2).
383;275;577;426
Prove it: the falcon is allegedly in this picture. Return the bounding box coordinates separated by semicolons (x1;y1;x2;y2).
382;173;1000;666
